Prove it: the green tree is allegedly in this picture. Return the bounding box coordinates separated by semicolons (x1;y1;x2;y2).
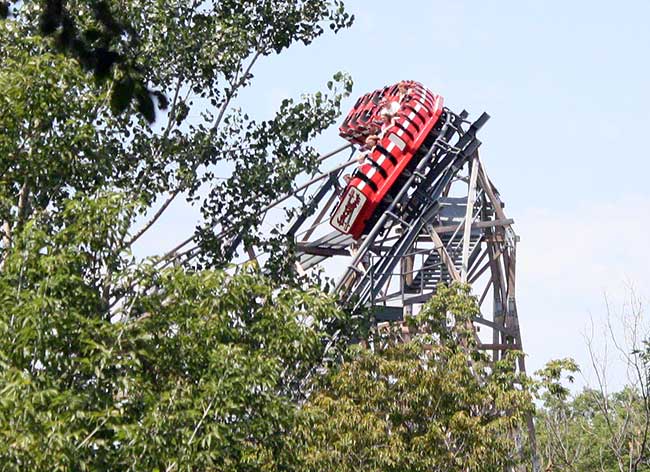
0;1;355;469
535;294;650;472
293;284;535;472
1;1;353;276
0;240;347;469
537;387;650;472
0;3;560;471
2;0;353;122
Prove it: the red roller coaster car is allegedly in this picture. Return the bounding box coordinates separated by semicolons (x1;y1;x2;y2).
330;81;444;239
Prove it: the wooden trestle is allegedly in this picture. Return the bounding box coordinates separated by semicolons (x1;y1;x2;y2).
197;107;538;471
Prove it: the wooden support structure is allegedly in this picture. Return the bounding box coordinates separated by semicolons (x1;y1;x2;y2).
214;109;537;472
461;156;479;281
426;224;461;282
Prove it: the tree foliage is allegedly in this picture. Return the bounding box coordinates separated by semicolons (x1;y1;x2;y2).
537;386;650;472
535;296;650;472
0;1;356;469
293;284;535;472
1;0;353;122
1;0;353;288
6;1;632;470
0;255;347;470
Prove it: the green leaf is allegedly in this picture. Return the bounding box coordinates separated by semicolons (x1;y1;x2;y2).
135;87;155;123
110;76;134;115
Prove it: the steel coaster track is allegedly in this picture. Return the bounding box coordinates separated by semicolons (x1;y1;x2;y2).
156;143;356;269
149;103;539;470
335;109;490;311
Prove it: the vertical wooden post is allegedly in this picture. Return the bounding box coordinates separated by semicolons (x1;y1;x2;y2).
461;156;479;282
401;253;414;317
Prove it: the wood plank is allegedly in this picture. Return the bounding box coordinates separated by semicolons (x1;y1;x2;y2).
426;224;461;282
429;218;514;235
478;343;522;351
295;244;350;257
461;157;479;281
477;157;508;221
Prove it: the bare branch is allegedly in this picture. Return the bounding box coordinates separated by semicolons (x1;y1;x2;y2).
124;191;181;248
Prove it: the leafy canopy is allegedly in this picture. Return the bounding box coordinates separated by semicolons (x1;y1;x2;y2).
0;1;355;470
293;284;535;472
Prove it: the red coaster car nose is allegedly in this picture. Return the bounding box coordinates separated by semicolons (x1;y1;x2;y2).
331;81;444;239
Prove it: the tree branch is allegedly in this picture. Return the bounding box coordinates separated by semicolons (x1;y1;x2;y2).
132;51;263;251
124;190;181;248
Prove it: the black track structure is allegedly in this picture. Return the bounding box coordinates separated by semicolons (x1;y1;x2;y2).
162;106;539;471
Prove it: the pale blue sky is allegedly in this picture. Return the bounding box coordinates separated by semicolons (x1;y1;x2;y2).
137;0;650;389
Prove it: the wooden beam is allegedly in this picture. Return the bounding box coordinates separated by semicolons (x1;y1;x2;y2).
401;254;414;286
477;158;508;221
471;316;515;335
467;247;488;279
426;224;461;282
468;258;491;285
429;218;514;235
461;157;479;281
484;234;506;243
478;275;492;306
506;248;517;299
295;244;350;257
487;237;507;361
478;343;522;351
470;244;504;284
